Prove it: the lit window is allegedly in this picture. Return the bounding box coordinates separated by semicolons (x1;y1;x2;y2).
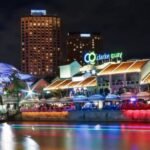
33;47;37;50
29;32;33;35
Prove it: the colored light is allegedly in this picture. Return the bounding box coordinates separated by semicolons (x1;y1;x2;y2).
46;91;51;94
80;34;91;37
31;10;47;16
130;97;136;102
84;52;96;64
111;52;123;60
28;90;33;96
84;52;123;64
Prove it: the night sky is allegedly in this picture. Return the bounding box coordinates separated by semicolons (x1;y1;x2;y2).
0;0;150;69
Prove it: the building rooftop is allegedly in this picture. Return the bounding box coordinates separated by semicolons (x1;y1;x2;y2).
98;59;149;75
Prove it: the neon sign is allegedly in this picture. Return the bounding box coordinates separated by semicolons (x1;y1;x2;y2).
84;52;123;64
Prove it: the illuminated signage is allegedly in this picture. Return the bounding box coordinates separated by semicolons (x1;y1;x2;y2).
31;10;47;16
80;34;91;37
84;52;123;64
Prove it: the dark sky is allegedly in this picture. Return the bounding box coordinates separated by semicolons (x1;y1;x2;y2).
0;0;150;69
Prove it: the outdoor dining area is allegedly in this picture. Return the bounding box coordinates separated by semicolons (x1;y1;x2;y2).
18;91;150;112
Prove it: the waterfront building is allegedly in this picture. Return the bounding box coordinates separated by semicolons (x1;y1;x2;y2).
44;55;150;97
66;32;103;64
21;10;62;77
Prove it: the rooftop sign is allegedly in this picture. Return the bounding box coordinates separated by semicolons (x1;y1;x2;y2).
31;10;47;16
80;34;91;37
84;52;123;64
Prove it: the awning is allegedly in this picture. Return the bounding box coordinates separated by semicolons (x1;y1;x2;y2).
44;80;65;90
98;60;148;75
45;76;97;90
142;73;150;84
56;79;72;89
64;81;80;89
76;76;97;87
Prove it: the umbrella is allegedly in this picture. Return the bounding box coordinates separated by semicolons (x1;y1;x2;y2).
73;95;88;102
137;91;150;100
120;92;135;100
60;97;72;102
88;94;105;101
105;93;120;100
19;98;40;105
46;97;60;103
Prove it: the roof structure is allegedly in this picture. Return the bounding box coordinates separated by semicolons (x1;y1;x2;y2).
0;63;34;82
141;73;150;84
76;76;96;87
44;80;64;90
44;76;97;91
98;60;148;75
32;79;49;92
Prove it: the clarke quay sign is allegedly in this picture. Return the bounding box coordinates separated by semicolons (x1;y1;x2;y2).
84;52;123;64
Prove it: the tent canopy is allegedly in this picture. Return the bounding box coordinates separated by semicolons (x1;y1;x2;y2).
105;93;120;100
88;94;105;101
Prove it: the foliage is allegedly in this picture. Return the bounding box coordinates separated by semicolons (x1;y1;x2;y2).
4;71;26;97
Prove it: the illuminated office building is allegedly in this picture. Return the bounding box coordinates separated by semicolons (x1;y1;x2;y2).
66;32;103;64
21;10;61;77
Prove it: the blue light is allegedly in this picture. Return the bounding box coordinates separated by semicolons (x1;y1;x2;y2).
80;34;91;37
130;97;137;102
31;10;47;16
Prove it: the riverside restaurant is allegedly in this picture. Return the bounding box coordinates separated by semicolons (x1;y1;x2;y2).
36;58;150;110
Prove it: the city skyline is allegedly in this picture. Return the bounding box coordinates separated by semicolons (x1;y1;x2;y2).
0;0;150;69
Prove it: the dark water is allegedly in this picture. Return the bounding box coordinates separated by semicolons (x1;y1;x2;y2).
0;122;150;150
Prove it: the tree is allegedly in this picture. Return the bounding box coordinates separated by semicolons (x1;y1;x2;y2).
4;71;27;106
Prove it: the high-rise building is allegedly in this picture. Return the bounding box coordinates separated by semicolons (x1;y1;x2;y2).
21;10;61;77
66;32;103;64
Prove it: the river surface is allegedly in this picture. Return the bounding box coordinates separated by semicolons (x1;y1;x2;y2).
0;122;150;150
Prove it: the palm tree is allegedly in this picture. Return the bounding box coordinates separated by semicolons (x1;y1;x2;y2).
5;71;26;107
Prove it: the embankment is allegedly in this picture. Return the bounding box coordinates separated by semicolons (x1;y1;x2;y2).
14;110;150;122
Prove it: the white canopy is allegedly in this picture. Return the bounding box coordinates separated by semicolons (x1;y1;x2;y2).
120;92;136;100
137;91;150;100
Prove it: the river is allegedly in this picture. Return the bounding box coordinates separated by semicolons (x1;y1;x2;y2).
0;122;150;150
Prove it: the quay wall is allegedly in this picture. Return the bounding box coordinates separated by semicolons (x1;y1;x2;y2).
16;110;150;122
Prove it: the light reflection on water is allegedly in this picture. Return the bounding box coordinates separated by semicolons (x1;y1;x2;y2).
0;123;16;150
22;136;40;150
0;122;150;150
